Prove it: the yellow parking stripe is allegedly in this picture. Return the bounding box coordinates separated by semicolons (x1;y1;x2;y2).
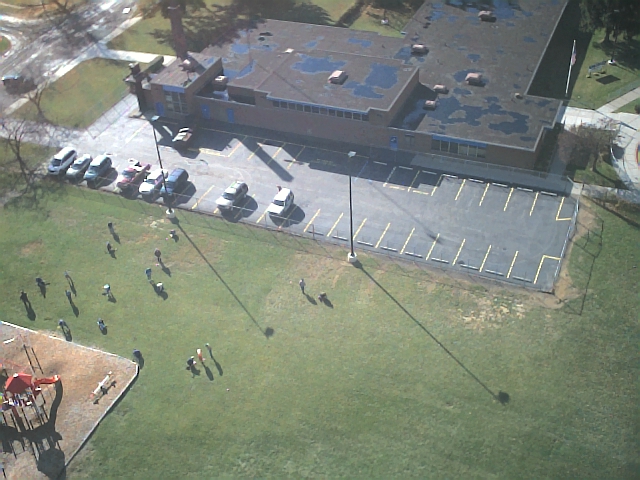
287;146;305;170
503;187;514;211
277;203;297;229
353;218;367;241
533;255;562;284
507;251;518;278
191;184;216;210
375;223;391;249
479;183;490;206
304;209;321;233
233;194;255;221
407;170;421;192
383;166;396;187
555;197;572;221
479;245;492;272
400;227;415;255
256;208;269;224
529;192;539;216
247;139;266;161
326;213;343;238
125;122;148;144
426;233;439;260
452;238;466;265
455;179;466;201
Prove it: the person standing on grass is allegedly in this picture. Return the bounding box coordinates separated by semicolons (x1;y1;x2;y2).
299;278;306;294
145;268;152;282
65;289;72;303
186;356;196;370
154;248;162;265
106;241;116;255
97;318;106;333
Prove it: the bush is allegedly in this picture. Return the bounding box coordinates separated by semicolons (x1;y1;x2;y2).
634;103;640;114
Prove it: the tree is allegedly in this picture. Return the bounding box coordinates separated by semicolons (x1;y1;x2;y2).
0;118;42;192
579;0;640;41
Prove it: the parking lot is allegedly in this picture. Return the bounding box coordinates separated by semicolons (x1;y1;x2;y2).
74;106;577;292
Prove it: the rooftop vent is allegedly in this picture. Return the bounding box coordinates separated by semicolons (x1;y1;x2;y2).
180;58;198;72
284;48;294;54
411;44;429;54
423;100;437;110
328;70;347;85
214;75;228;87
478;11;496;22
465;73;483;86
433;84;448;94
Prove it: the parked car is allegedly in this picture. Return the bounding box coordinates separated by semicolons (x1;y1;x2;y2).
172;128;194;149
215;181;248;211
266;188;294;216
116;160;151;192
139;168;168;199
160;168;189;197
47;147;77;176
2;75;35;93
83;155;112;187
65;154;92;181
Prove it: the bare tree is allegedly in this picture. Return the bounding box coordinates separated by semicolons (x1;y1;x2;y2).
40;0;72;15
1;118;44;192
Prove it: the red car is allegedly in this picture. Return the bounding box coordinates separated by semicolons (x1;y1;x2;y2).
116;160;151;192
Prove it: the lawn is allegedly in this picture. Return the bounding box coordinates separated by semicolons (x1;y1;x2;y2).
350;3;415;38
109;0;354;55
11;58;131;129
0;185;637;478
0;35;10;56
568;154;625;188
616;98;640;114
0;142;56;197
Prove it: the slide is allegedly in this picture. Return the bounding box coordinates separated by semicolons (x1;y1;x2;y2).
34;375;60;387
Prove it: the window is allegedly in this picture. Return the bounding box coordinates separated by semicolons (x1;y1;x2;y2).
353;113;361;120
345;112;352;119
362;114;369;122
449;142;458;154
304;105;311;113
431;139;441;151
164;91;188;114
477;147;486;158
272;100;280;108
329;109;336;116
296;104;303;111
467;145;477;157
458;144;468;156
320;108;327;115
312;106;320;114
337;110;344;118
405;134;415;147
288;103;296;110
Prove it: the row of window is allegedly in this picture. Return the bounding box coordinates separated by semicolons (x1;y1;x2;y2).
432;139;486;158
271;100;369;122
164;91;189;115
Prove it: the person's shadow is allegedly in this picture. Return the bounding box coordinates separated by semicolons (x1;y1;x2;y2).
109;249;117;259
108;294;117;303
100;326;108;335
133;352;145;369
190;365;201;377
111;231;121;244
61;326;72;342
71;304;80;317
204;364;214;381
305;293;317;305
23;302;36;320
161;264;171;277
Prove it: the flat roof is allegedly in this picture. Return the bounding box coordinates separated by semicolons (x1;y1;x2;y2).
391;0;567;149
203;22;416;112
152;52;218;89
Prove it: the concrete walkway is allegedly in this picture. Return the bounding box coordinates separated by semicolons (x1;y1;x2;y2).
597;86;640;115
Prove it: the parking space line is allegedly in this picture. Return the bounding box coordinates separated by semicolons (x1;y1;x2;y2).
533;254;562;284
375;223;391;248
400;227;415;255
277;204;297;230
541;191;557;197
233;194;254;221
326;213;344;238
225;136;247;157
507;251;519;278
407;170;421;192
431;175;443;196
452;238;466;265
353;218;367;241
479;183;490;206
493;182;508;188
383;166;396;187
213;207;220;215
125;122;148;144
503;187;514;211
247;139;266;161
286;146;305;170
398;166;412;170
373;161;387;165
426;233;439;260
443;174;458;179
517;187;533;192
479;245;492;272
555;197;572;221
469;178;484;183
256;208;269;224
529;191;539;216
455;179;466;201
304;208;321;233
191;184;216;210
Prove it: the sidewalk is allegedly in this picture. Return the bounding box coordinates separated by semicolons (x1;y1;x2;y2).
597;86;640;115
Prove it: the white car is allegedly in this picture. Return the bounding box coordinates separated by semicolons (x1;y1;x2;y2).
266;188;294;216
139;168;168;199
215;181;248;211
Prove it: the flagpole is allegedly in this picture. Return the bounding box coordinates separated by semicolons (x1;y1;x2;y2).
565;39;576;97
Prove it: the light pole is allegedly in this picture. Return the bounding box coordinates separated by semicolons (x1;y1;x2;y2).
151;115;174;218
347;151;357;263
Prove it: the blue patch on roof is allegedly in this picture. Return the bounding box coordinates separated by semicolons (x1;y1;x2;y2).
488;112;529;134
448;15;457;23
485;96;500;103
520;136;535;142
291;55;346;74
304;41;318;48
523;36;536;43
237;60;255;79
453;88;472;95
505;22;515;27
467;54;481;62
457;47;467;51
365;63;398;89
350;84;384;99
551;0;559;4
522;10;533;17
454;34;464;39
231;43;249;54
393;46;422;65
513;84;521;89
492;0;516;19
537;99;551;107
348;38;372;48
224;68;238;80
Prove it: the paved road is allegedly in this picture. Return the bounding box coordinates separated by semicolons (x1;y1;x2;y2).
63;97;576;292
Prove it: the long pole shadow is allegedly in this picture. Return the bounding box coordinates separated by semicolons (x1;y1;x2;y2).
357;264;507;404
175;221;273;338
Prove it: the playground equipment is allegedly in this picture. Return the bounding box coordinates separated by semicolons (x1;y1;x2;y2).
91;371;115;403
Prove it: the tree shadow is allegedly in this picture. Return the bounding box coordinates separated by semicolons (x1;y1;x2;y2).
204;364;214;381
356;264;506;404
175;221;273;338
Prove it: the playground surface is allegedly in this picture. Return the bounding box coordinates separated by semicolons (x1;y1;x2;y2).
0;322;137;480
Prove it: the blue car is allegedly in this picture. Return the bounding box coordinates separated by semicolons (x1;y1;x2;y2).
83;155;112;187
160;168;189;197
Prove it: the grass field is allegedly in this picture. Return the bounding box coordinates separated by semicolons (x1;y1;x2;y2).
109;0;354;55
0;185;637;478
11;58;131;129
350;4;412;38
568;154;625;188
616;99;640;114
0;142;56;197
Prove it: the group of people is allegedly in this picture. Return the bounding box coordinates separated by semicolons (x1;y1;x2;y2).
298;278;328;303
